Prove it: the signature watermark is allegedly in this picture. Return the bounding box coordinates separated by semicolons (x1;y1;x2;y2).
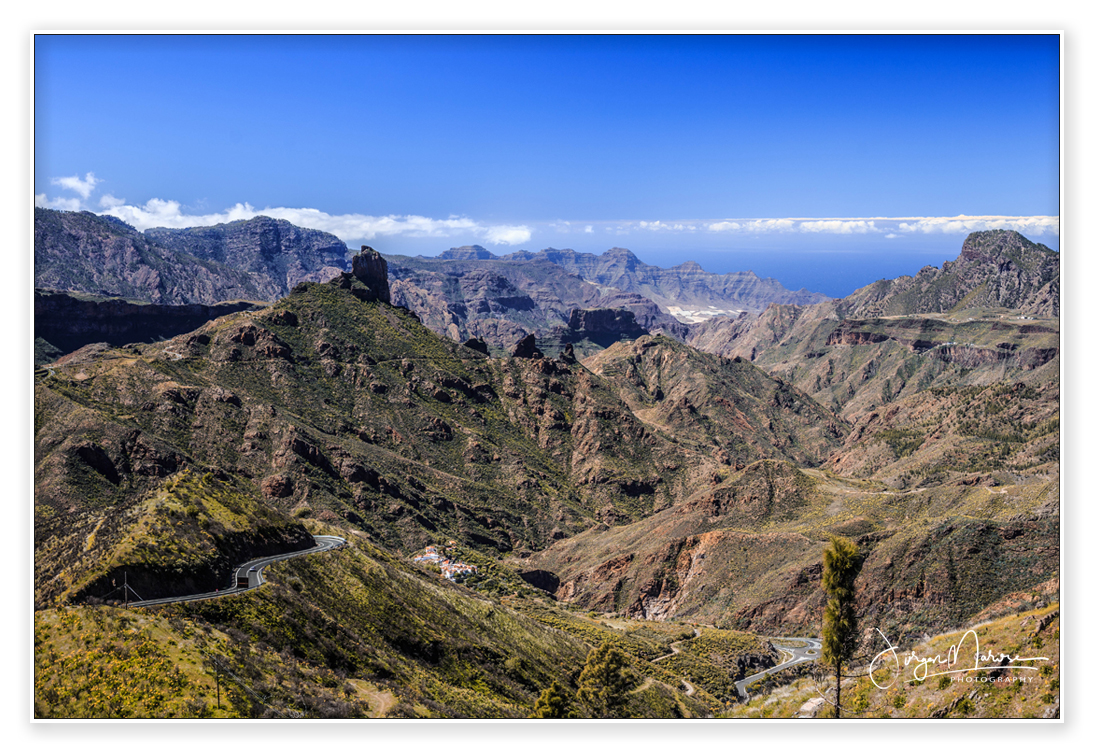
868;628;1050;690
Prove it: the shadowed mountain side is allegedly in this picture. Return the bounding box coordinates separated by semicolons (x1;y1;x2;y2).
35;289;266;362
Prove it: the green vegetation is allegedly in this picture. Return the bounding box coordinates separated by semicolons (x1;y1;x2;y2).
575;643;636;718
530;680;577;718
656;627;774;702
821;535;861;718
876;428;925;459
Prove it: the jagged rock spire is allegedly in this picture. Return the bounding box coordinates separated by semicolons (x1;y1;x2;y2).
349;246;391;304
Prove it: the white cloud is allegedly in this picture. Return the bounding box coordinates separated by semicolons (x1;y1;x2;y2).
707;221;742;232
36;175;1059;251
705;219;796;233
798;219;878;234
38;194;84;211
752;219;797;232
484;225;533;245
893;215;1060;236
703;216;1058;237
98;194;126;209
638;220;697;232
90;197;532;246
51;172;101;199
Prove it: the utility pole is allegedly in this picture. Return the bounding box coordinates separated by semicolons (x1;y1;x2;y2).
124;572;128;610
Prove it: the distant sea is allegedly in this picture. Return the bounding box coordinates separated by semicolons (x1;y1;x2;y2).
638;237;1060;300
642;249;955;299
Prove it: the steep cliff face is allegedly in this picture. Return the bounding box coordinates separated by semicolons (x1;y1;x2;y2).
387;255;604;349
529;246;829;312
34;208;276;304
34;290;266;362
146;215;349;295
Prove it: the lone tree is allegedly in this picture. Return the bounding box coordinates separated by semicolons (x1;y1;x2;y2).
820;535;861;718
576;643;635;718
529;680;576;719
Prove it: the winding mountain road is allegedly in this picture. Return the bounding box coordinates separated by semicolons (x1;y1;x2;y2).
127;535;346;608
651;627;701;663
734;637;821;701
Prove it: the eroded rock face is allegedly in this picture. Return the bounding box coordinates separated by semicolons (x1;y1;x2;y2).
147;215;349;294
34;208;278;305
261;473;294;498
512;333;543;359
351;246;391;304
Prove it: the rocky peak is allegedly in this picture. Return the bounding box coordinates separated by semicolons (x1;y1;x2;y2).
438;245;497;260
674;260;705;273
958;229;1056;268
512;333;543;359
350;246;391;304
604;247;639;268
144;214;349;295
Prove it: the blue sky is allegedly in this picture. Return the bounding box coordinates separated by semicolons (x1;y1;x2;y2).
34;34;1060;297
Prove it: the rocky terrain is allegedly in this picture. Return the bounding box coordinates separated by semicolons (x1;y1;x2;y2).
386;248;690;352
146;216;350;295
32;230;1059;718
34;208;277;305
508;246;829;313
35;211;822;362
36;209;351;306
689;230;1059;364
517;231;1059;640
386;245;824;354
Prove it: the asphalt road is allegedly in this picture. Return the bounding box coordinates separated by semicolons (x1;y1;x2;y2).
127;535;346;608
734;637;822;701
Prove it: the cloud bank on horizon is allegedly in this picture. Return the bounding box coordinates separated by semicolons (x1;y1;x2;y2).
35;173;1060;249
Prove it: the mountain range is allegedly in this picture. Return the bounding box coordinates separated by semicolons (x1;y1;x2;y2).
33;209;829;361
32;214;1060;719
